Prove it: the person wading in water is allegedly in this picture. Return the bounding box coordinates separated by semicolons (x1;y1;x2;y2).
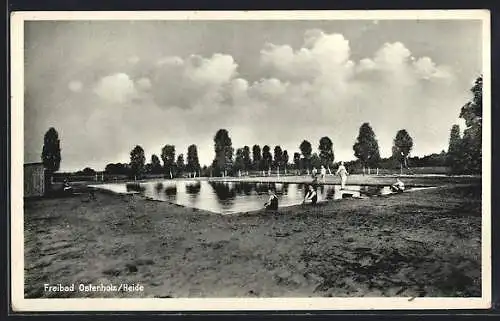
336;161;349;190
320;165;327;183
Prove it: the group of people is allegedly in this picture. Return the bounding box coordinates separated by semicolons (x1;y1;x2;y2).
264;161;348;211
311;165;328;183
264;162;406;211
263;184;317;211
311;162;349;189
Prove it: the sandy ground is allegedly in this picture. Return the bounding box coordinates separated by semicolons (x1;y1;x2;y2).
24;177;482;298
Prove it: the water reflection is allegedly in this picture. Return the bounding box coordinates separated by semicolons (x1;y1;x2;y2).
282;183;289;195
209;182;235;210
126;183;145;193
185;181;201;195
96;180;413;214
234;182;253;195
164;185;177;196
255;182;272;195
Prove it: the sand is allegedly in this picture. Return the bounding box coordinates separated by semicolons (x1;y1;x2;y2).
24;177;481;298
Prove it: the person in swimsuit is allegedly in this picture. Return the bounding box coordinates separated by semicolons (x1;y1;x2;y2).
303;185;318;205
335;161;349;190
390;178;405;193
62;179;73;194
320;165;327;183
264;188;279;210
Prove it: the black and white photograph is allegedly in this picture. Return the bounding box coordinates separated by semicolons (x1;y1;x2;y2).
11;10;491;311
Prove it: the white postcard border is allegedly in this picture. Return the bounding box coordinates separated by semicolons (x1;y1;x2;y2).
10;10;492;312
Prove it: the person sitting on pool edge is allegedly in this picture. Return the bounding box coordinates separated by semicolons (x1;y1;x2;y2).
62;179;73;195
390;178;405;193
303;185;318;205
264;188;279;211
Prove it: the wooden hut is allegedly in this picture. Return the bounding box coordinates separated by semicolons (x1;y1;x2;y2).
24;162;45;197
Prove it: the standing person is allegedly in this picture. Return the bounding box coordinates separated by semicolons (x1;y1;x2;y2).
264;188;279;211
303;185;318;205
312;167;318;178
320;165;327;183
336;161;349;190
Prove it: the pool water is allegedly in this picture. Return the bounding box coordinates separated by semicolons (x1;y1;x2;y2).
91;180;430;214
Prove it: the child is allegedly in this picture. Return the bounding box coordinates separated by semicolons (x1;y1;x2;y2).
264;188;279;210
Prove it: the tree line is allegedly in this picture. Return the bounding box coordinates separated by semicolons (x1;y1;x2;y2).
207;126;416;177
40;76;482;177
446;75;483;174
125;143;202;179
211;130;336;177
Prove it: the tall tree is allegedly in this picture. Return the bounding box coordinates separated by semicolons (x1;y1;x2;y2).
460;75;482;174
392;129;413;173
186;144;200;173
353;123;381;174
262;145;272;171
252;145;262;171
242;146;252;171
460;75;482;126
299;140;312;171
446;124;464;173
282;150;289;173
41;127;61;173
318;136;335;169
176;154;185;176
151;154;162;174
293;152;301;171
273;145;283;170
144;163;153;174
311;153;321;169
213;129;234;176
161;144;176;178
233;148;245;174
130;145;146;179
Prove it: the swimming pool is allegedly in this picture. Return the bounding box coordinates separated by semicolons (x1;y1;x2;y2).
91;180;432;214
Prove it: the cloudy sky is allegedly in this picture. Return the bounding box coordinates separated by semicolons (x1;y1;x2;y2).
24;19;483;171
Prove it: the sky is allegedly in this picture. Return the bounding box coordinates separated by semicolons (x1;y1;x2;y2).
23;19;483;171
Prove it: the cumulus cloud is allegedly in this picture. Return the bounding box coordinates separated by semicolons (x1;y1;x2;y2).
136;77;152;91
99;31;456;166
93;73;137;104
232;32;457;163
30;28;465;170
260;30;353;83
248;78;289;100
68;80;83;92
374;42;412;66
150;53;238;108
356;43;452;84
413;57;452;80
